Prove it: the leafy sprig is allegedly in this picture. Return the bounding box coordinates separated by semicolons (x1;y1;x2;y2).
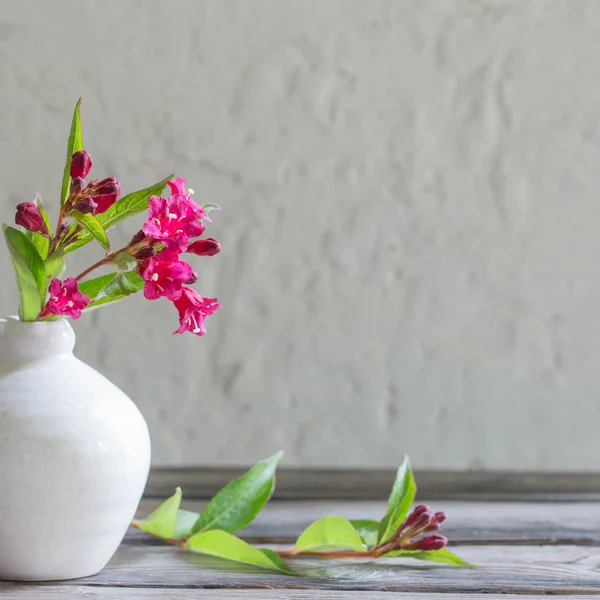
133;454;473;576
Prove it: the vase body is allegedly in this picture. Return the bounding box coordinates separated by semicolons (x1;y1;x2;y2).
0;317;151;581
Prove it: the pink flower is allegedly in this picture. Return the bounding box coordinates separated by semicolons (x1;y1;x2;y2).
142;194;206;252
173;287;220;336
141;249;192;301
166;177;211;222
43;278;90;319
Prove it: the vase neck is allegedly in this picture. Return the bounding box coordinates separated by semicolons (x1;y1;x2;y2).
0;317;75;363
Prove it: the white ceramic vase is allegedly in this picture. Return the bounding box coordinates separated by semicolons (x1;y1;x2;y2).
0;317;151;581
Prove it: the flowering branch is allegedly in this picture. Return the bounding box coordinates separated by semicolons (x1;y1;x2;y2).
133;455;473;576
2;99;222;337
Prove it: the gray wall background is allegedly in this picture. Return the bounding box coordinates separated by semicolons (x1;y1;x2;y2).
1;0;599;470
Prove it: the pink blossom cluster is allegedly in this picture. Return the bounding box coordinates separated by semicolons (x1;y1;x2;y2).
19;156;221;335
138;177;221;336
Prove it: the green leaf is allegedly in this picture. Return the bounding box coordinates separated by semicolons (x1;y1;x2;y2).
385;548;475;568
349;519;380;548
34;194;53;236
192;452;283;535
44;248;66;281
97;271;143;299
259;548;296;575
63;175;173;255
295;516;366;552
60;98;83;206
3;225;46;320
111;251;137;272
186;530;294;575
78;273;116;301
70;210;109;251
24;230;49;261
173;509;200;540
378;456;416;543
202;202;221;214
137;488;182;539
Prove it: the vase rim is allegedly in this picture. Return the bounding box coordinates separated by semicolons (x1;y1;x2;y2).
0;316;75;361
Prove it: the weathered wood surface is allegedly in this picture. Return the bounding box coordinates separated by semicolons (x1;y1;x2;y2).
1;544;599;595
146;467;600;501
4;487;600;596
1;590;598;600
136;498;600;545
0;590;597;599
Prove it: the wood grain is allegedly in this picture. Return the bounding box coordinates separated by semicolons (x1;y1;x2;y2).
145;468;600;501
135;499;600;545
0;588;596;599
12;544;599;595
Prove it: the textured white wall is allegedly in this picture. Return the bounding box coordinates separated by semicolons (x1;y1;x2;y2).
1;0;599;470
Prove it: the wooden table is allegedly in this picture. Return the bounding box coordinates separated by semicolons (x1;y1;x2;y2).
2;468;600;598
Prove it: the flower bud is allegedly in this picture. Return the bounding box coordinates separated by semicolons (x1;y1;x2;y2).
70;150;93;179
402;505;432;529
186;269;199;284
403;534;448;551
135;246;157;259
92;179;121;214
15;202;47;234
70;177;86;194
130;230;147;245
186;238;221;257
434;511;447;525
92;177;120;196
73;197;98;215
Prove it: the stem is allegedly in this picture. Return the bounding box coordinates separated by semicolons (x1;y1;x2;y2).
275;549;375;559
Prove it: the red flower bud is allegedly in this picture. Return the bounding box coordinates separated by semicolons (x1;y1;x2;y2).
403;534;448;551
186;238;221;257
434;511;447;525
91;178;121;214
70;150;93;179
130;230;147;245
93;177;120;196
186;269;199;284
70;177;86;194
403;505;432;529
135;246;157;259
73;197;98;215
15;202;47;234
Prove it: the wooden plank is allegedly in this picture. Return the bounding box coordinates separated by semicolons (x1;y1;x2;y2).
17;545;600;595
135;499;600;545
145;467;600;501
0;587;596;599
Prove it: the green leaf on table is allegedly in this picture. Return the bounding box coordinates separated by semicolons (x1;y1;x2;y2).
192;451;282;535
202;202;221;214
70;210;109;251
186;530;294;575
295;516;366;553
60;98;83;206
63;174;172;254
378;456;416;543
349;519;380;548
44;248;66;283
384;548;474;568
3;225;46;320
173;509;201;540
137;488;182;538
111;251;137;272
